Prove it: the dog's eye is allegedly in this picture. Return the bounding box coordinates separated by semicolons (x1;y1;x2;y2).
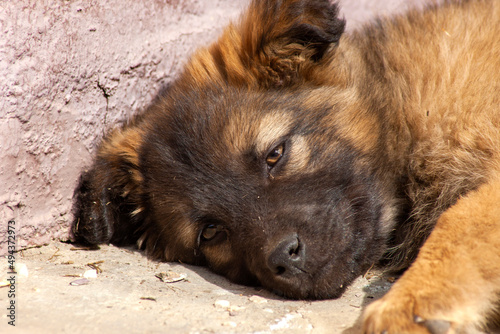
200;224;226;242
266;144;284;168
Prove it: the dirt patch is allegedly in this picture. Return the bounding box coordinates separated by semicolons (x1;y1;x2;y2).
1;242;393;333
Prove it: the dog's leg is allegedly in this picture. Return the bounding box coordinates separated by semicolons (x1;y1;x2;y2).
72;124;146;246
363;176;500;334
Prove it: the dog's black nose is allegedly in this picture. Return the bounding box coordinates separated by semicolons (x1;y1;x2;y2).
267;234;306;277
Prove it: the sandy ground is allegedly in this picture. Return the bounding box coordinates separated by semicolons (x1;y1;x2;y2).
0;241;395;334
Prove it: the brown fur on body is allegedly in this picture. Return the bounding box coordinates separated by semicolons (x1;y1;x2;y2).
72;0;500;332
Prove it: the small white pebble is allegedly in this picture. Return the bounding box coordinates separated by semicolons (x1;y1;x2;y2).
249;295;268;304
83;269;97;279
15;263;29;278
214;299;230;309
222;321;237;327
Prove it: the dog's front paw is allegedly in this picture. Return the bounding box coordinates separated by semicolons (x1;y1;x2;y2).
362;292;456;334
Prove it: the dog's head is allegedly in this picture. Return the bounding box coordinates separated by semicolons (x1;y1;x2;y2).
140;83;394;299
134;0;397;299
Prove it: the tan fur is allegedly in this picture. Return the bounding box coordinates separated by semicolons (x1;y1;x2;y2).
285;135;312;174
363;177;500;333
256;113;294;153
331;1;500;331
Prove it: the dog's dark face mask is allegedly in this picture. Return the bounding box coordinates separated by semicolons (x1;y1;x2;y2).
140;86;393;299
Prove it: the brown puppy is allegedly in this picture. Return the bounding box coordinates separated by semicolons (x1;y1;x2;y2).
72;0;500;332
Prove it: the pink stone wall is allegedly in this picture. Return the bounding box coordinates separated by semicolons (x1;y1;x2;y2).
1;0;427;252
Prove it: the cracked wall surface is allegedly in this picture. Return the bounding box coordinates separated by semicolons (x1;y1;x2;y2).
1;0;426;252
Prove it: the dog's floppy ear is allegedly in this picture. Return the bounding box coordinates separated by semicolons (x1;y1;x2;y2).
184;0;345;88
